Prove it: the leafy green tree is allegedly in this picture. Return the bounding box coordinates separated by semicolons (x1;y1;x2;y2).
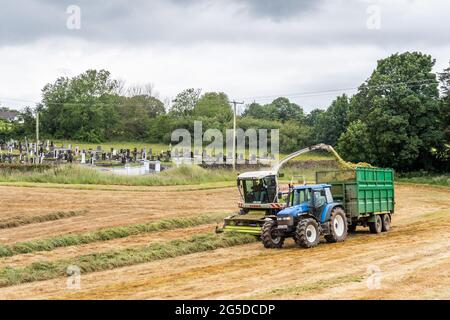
439;62;450;142
18;107;37;138
305;109;325;127
279;121;312;153
270;97;305;123
193;92;233;121
40;70;120;142
242;102;266;119
307;95;350;146
170;88;201;117
440;61;450;96
337;120;372;163
243;98;304;123
117;95;165;140
340;52;446;171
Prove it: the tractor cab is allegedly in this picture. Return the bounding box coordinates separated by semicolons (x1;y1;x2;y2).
278;184;335;223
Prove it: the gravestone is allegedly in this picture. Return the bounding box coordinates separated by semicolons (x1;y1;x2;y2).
154;161;161;172
143;160;150;173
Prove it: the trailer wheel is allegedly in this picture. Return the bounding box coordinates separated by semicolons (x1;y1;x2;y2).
369;215;383;234
294;218;320;248
381;214;391;232
325;207;348;243
261;221;285;249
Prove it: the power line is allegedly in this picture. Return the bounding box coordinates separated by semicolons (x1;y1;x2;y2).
0;78;439;108
237;79;439;102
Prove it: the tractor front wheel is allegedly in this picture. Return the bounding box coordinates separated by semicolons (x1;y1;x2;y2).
294;218;320;248
325;207;348;243
261;221;285;249
369;215;383;234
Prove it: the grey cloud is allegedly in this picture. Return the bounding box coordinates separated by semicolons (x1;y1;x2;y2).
236;0;322;19
0;0;449;48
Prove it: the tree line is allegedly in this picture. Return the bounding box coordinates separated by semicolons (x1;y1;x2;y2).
2;51;449;172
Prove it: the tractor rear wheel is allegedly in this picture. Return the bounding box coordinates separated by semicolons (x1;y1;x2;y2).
261;221;285;249
369;215;383;234
381;214;391;232
325;207;348;243
294;218;320;248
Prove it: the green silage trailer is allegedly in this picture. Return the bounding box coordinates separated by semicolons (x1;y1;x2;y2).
316;167;395;234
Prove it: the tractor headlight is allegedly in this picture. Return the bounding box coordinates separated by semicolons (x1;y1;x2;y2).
277;216;293;226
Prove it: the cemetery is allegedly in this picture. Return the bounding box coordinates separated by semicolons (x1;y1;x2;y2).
0;139;165;173
0;138;282;176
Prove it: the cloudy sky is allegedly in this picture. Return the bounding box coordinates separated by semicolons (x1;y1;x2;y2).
0;0;449;112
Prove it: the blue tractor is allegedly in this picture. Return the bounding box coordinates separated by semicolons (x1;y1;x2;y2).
261;184;348;249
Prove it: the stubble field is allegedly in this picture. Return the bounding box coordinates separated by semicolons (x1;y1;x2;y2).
0;182;448;300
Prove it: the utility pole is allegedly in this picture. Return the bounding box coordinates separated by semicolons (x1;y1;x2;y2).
231;100;244;170
35;108;39;155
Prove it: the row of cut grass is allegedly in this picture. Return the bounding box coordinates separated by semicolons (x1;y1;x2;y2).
0;164;237;186
0;210;87;230
0;180;235;192
397;172;450;187
0;213;229;257
0;232;256;287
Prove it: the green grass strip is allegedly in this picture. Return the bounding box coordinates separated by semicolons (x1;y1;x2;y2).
0;164;237;186
0;213;228;258
0;210;87;230
0;232;256;287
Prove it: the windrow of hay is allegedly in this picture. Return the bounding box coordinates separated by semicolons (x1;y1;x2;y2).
0;232;256;287
0;210;87;230
0;165;236;186
0;213;229;257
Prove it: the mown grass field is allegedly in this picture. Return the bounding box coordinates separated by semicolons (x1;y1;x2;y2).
0;182;448;299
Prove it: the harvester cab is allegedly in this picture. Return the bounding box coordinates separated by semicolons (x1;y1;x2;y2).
237;171;281;214
217;171;288;235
